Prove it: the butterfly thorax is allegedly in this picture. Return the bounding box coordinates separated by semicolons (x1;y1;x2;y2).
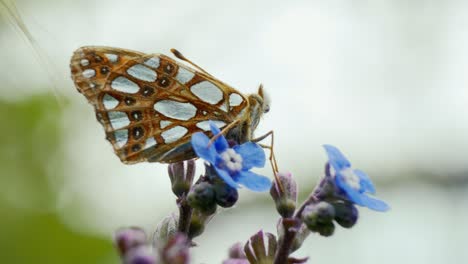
225;93;264;144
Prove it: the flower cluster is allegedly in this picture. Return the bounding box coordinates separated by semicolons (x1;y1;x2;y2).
111;119;390;264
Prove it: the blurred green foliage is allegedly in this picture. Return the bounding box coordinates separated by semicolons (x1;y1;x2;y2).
0;94;118;263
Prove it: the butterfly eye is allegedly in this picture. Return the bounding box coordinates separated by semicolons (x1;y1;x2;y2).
264;106;270;113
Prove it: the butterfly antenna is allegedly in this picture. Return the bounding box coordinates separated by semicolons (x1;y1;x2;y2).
170;48;214;77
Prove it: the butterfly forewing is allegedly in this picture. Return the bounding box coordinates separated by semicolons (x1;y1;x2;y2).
70;46;249;164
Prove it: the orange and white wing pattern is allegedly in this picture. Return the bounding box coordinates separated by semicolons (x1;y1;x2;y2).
70;46;249;164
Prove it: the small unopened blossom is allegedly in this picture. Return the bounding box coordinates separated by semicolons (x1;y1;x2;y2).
270;172;297;218
213;178;239;208
323;144;390;212
168;160;196;197
124;246;158;264
187;181;217;214
332;202;359;228
160;233;190;264
244;230;276;264
188;209;214;239
223;242;248;264
302;202;336;237
114;227;148;256
191;121;271;192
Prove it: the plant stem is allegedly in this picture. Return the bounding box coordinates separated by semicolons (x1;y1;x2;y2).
273;218;299;264
177;196;193;235
273;194;319;263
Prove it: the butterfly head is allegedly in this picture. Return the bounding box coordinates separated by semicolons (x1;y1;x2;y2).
257;84;271;114
246;84;271;134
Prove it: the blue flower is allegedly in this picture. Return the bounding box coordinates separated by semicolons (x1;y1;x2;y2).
191;122;271;192
323;144;390;212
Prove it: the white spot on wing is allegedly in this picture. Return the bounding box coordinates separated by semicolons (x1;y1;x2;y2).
105;53;118;63
175;67;195;84
162;126;188;143
103;94;119;109
82;69;95;78
108;111;130;129
190;81;223;104
80;59;89;66
114;130;128;148
144;137;157;149
111;76;140;93
127;64;157;82
144;57;160;68
160;120;172;129
154;100;197;121
219;103;228;112
229;93;243;106
196;120;226;131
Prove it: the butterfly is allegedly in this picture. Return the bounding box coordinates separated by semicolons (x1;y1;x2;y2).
70;46;271;164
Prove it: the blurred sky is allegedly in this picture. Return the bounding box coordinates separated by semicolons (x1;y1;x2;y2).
1;0;468;263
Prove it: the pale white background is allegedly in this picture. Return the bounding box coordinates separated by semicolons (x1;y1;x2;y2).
1;0;468;263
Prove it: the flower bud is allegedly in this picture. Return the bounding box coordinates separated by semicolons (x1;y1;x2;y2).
160;233;190;264
114;227;147;256
316;221;335;237
302;201;335;232
244;231;277;264
124;246;158;264
153;213;178;248
228;242;247;259
168;160;196;197
270;172;297;218
333;202;359;228
187;182;217;214
188;209;214;238
214;180;239;208
290;224;311;253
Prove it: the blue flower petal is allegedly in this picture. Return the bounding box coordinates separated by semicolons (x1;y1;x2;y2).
235;171;271;192
233;142;266;170
191;132;217;163
214;166;239;189
323;144;351;171
209;121;228;152
359;195;390;212
354;169;376;194
335;173;364;205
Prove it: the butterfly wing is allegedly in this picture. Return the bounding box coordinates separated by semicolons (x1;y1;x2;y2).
70;46;249;164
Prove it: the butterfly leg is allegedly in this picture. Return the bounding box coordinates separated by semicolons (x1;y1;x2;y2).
207;119;242;147
171;49;216;78
253;131;285;193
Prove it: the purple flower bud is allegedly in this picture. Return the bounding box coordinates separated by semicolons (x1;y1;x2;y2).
188;209;214;238
187;181;217;214
244;231;277;264
302;202;335;234
228;242;247;259
290;224;311;253
168;160;196;197
333;202;359;228
114;227;147;256
270;172;297;218
160;233;190;264
317;221;335;237
214;180;239;208
124;246;158;264
223;242;248;264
